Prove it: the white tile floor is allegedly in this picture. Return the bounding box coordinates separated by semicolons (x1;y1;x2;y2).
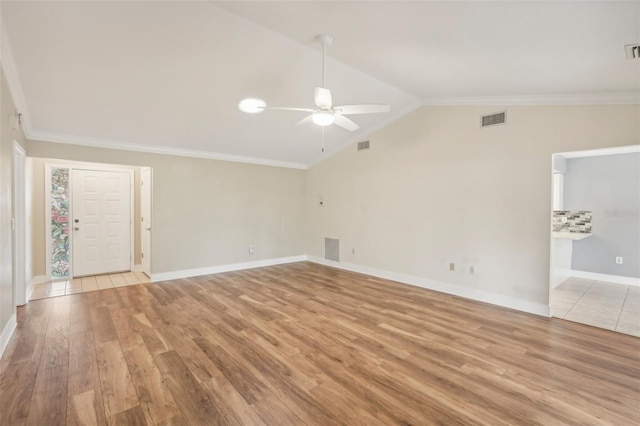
551;277;640;337
30;271;150;300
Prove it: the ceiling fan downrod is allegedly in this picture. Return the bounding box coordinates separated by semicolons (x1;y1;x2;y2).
317;34;333;89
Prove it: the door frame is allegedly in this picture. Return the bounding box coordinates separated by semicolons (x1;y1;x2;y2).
548;144;640;315
45;162;135;281
140;167;152;277
12;141;27;306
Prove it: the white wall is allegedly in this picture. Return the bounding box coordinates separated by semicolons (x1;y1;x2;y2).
18;104;640;318
564;153;640;278
0;66;27;354
26;141;307;277
306;105;640;314
552;238;573;288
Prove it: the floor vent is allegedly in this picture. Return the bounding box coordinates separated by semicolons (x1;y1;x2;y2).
625;44;640;60
481;111;506;128
357;140;370;151
325;238;340;262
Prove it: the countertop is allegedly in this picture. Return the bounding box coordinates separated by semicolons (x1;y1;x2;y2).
552;232;592;240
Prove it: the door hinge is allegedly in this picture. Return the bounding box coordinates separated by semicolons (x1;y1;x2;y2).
141;253;144;259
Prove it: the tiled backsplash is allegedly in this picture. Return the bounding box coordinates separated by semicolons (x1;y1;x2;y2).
553;211;592;233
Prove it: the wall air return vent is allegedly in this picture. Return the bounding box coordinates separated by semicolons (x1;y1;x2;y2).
357;140;370;151
481;111;506;128
625;44;640;60
325;238;340;262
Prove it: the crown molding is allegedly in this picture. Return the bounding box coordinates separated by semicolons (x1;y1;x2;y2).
21;90;640;171
29;100;424;171
421;92;640;106
27;130;308;170
0;13;32;133
306;99;423;168
556;144;640;159
306;92;640;168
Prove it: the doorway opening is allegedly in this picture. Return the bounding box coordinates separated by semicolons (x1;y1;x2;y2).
549;145;639;337
27;158;152;301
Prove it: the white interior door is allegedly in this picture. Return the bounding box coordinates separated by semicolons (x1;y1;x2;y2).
72;169;131;277
140;167;152;277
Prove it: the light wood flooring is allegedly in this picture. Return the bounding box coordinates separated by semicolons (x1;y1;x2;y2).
30;272;151;300
2;262;639;425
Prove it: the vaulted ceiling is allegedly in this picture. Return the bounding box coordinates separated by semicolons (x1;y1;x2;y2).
2;1;638;168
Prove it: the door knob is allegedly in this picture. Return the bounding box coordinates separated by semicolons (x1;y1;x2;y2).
74;219;79;223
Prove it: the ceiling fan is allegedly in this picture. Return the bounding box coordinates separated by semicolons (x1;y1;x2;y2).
238;34;390;132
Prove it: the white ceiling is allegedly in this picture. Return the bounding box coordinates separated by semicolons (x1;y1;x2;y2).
2;1;639;168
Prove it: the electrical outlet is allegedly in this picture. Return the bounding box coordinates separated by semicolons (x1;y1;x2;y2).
352;248;355;255
449;263;455;272
616;256;623;264
249;245;255;254
469;266;475;274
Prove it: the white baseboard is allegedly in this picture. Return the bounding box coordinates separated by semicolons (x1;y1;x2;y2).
0;313;17;359
307;256;551;317
150;255;307;282
149;254;551;317
570;270;640;286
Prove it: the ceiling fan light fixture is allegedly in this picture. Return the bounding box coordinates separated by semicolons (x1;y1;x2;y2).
238;97;266;114
312;110;335;126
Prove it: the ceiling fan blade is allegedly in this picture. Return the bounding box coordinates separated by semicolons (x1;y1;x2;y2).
334;104;390;115
295;115;314;127
333;114;360;132
314;87;332;109
266;107;314;112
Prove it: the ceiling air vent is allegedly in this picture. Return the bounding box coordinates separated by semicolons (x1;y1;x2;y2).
625;44;640;60
481;111;506;128
357;140;370;151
